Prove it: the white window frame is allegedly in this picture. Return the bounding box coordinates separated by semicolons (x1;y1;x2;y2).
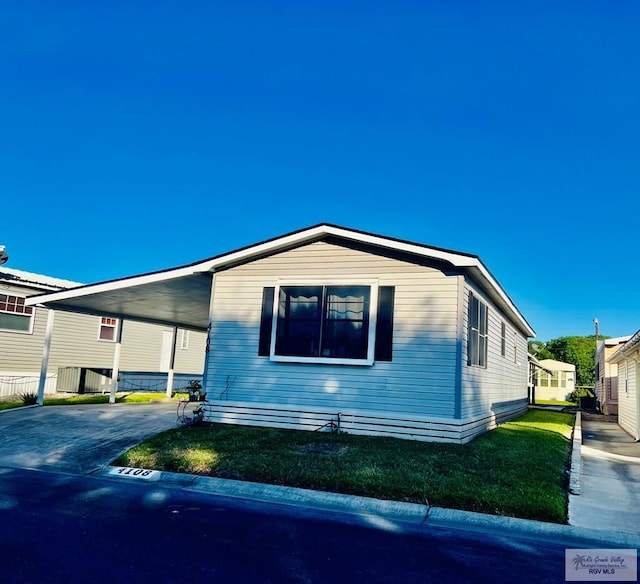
181;329;190;350
0;293;35;334
467;292;488;368
98;317;119;342
269;279;379;366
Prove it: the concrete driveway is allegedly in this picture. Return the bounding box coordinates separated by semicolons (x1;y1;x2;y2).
569;417;640;536
0;403;179;474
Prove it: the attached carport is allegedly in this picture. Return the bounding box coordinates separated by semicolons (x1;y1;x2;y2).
26;265;214;405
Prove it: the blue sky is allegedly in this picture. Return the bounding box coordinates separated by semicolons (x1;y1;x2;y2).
2;1;639;342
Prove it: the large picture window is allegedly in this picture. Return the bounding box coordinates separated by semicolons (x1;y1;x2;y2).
467;292;488;367
276;285;370;360
259;283;395;365
0;294;34;333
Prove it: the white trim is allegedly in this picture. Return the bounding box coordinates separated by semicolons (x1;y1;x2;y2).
269;279;379;366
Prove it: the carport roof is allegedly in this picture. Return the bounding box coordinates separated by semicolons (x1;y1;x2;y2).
26;223;535;336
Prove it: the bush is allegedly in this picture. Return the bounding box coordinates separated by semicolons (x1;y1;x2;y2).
20;392;38;406
569;387;594;403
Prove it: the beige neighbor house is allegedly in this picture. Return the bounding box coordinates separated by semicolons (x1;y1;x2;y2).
608;331;640;441
594;336;632;415
26;224;535;443
533;359;576;402
0;267;205;397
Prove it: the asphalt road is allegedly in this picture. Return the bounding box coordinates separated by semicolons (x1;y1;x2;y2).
0;465;600;584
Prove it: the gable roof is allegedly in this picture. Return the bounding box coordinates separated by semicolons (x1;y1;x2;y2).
25;223;535;335
538;359;576;372
608;329;640;364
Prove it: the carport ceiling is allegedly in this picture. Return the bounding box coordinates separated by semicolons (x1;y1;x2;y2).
36;273;212;331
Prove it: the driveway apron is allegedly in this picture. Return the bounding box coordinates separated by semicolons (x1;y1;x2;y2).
0;403;178;474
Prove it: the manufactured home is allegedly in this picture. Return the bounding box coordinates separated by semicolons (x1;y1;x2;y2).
608;331;640;441
27;224;535;443
533;359;576;402
0;267;205;397
594;336;631;415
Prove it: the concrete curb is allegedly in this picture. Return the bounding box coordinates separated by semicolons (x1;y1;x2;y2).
569;411;582;495
101;466;640;548
0;404;39;414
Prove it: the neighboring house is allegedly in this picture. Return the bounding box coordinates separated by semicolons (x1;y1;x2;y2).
608;331;640;441
0;267;205;397
26;224;535;443
527;353;553;404
595;336;632;415
533;359;576;402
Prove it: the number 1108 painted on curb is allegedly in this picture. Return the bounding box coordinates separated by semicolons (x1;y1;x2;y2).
109;466;161;480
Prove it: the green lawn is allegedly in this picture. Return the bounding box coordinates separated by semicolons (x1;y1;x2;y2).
114;409;575;524
0;392;184;411
534;399;575;406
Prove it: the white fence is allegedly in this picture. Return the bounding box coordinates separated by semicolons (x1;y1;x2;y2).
0;373;57;398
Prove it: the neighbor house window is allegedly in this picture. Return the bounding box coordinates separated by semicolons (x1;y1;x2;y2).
98;317;119;341
258;283;395;365
0;294;34;333
181;330;190;350
536;371;549;387
467;292;488;367
500;322;506;357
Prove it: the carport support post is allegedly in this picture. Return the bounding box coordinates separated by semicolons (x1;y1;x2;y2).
166;326;178;399
109;320;124;404
36;309;55;406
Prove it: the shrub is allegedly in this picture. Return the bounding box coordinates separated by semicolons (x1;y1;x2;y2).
569;387;595;403
20;392;38;406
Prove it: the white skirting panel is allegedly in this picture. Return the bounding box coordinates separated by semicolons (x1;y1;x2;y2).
198;399;529;444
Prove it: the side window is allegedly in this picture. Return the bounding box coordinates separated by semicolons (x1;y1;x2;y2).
181;330;190;350
0;294;34;333
98;317;119;341
467;292;488;367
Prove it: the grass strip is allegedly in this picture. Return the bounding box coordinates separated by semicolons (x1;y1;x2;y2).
0;392;185;410
114;409;575;523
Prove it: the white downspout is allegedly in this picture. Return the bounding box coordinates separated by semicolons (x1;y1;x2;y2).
36;309;55;406
166;326;178;399
109;320;124;404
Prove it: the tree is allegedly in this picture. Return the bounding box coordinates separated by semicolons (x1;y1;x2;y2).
543;336;596;387
528;340;554;360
